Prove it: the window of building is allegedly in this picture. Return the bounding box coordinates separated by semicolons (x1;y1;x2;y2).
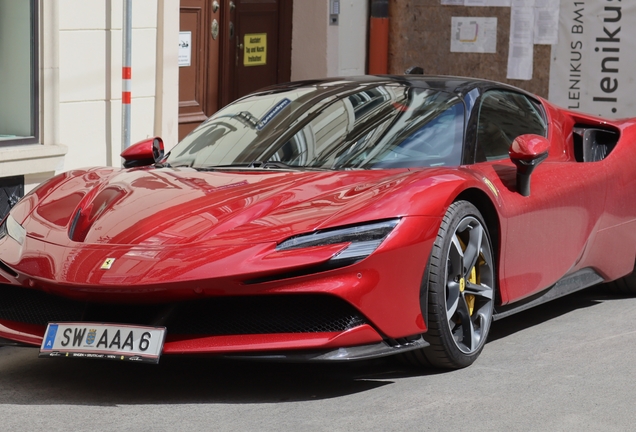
0;0;38;146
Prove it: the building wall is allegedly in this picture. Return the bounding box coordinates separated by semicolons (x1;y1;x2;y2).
0;0;179;194
2;0;357;195
388;2;551;97
291;0;368;81
337;0;368;77
57;0;179;170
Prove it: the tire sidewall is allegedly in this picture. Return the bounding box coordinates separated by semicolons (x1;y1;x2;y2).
426;200;495;368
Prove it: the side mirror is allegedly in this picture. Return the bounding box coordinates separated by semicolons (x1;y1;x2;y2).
509;134;549;197
121;137;164;168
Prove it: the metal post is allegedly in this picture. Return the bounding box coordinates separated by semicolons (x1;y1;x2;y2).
121;0;133;150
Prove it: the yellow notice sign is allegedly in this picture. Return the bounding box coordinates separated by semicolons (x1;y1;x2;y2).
244;33;267;66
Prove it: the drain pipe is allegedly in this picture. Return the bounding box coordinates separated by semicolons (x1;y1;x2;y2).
121;0;132;150
368;0;389;74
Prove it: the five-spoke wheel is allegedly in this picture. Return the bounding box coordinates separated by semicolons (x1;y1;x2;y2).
406;200;495;369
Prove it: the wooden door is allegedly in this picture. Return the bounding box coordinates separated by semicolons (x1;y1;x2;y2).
219;0;292;106
179;0;292;140
178;0;221;140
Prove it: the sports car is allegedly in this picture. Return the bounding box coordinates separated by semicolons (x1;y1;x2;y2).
1;75;636;368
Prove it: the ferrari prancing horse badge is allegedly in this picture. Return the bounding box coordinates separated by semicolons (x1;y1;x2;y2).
101;258;116;270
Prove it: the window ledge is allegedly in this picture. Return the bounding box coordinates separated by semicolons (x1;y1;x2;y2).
0;144;68;177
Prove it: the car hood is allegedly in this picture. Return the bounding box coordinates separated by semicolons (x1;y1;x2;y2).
17;167;435;248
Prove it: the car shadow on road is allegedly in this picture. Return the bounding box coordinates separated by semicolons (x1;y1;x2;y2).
0;284;622;406
0;348;417;405
487;284;610;343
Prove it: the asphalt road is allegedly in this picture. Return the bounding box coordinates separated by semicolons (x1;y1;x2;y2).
2;284;636;432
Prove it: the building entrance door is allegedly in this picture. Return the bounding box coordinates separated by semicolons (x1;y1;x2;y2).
179;0;292;141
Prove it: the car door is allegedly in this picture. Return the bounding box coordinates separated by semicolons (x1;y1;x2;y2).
470;90;607;304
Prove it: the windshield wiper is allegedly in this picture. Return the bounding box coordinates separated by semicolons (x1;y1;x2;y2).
247;160;294;169
195;162;332;171
154;162;193;168
194;161;295;171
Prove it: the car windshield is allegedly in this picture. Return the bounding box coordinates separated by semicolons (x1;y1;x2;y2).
167;81;465;170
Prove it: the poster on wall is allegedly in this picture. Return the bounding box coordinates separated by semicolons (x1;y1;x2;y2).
450;17;497;53
549;2;636;118
533;1;559;45
507;4;534;80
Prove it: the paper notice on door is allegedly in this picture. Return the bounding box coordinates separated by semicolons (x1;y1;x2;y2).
178;32;191;67
244;33;267;67
507;6;534;80
450;17;497;53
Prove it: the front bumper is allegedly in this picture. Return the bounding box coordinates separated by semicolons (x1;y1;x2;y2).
0;216;441;357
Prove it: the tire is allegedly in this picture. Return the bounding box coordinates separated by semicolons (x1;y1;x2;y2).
412;201;496;369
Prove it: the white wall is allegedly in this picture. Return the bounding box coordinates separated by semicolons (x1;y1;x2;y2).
291;0;368;81
337;0;368;76
58;0;158;169
1;0;178;192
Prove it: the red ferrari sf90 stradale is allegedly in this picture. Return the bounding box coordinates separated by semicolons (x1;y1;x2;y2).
1;75;635;368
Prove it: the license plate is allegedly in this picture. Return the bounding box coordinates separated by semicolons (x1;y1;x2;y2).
39;322;166;364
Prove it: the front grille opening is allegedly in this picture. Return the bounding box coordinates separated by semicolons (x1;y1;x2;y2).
0;284;368;336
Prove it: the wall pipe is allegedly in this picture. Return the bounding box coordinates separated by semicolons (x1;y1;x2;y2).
121;0;132;150
368;0;389;74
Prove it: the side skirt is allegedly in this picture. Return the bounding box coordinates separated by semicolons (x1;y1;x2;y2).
493;268;604;321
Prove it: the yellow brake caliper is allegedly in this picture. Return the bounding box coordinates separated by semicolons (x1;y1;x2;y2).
457;235;480;316
466;266;477;316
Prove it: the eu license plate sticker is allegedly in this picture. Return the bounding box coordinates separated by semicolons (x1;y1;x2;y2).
39;322;166;364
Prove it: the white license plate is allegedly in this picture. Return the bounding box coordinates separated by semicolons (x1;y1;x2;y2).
39;322;166;364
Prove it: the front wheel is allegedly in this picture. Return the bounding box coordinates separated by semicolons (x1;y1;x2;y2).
409;201;496;369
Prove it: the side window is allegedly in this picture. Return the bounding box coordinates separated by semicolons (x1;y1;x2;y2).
476;91;547;161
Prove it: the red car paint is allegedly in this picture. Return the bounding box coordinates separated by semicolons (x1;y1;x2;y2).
2;76;636;360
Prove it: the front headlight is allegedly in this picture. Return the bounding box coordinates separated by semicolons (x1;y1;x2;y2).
277;219;399;262
0;214;26;245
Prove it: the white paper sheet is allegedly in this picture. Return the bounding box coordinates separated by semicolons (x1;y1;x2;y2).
484;0;511;6
440;0;512;7
507;6;534;80
450;17;498;53
512;0;534;6
461;0;511;5
533;3;559;44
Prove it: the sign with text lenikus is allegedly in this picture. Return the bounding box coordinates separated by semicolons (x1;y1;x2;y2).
244;33;267;66
549;2;636;118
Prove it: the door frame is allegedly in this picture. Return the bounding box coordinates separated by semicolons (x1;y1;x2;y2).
218;0;292;107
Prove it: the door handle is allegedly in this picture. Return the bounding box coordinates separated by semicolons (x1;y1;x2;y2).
211;19;219;40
